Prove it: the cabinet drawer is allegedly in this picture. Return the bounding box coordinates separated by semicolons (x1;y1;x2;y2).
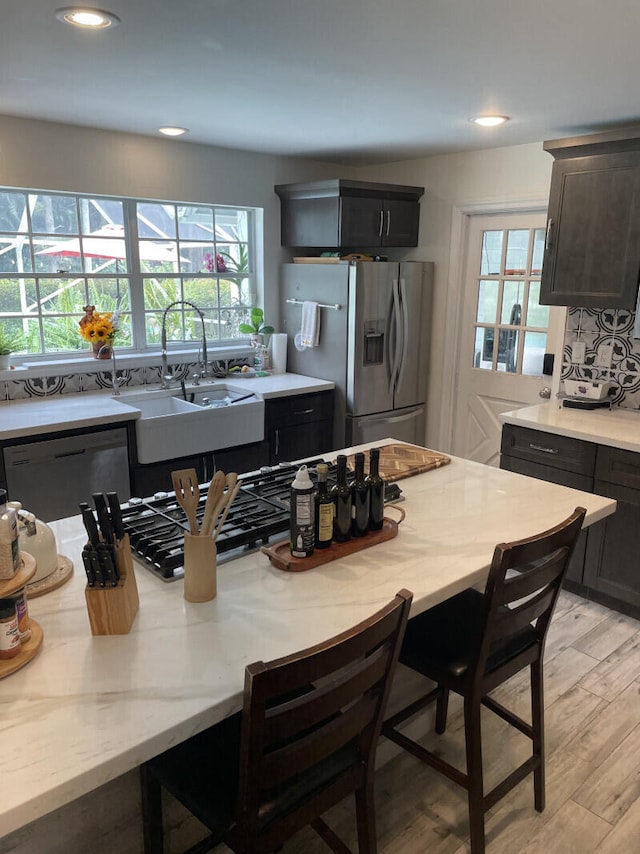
595;445;640;489
501;424;596;476
266;392;334;429
500;454;593;492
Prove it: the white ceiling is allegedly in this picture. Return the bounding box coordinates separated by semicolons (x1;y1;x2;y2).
3;0;640;165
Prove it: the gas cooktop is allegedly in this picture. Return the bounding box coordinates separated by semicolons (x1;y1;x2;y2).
121;459;402;581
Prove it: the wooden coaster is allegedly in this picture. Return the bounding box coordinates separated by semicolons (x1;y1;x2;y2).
27;555;74;598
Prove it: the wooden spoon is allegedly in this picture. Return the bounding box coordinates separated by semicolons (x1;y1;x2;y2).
212;481;241;542
171;468;200;535
207;472;238;540
200;470;226;537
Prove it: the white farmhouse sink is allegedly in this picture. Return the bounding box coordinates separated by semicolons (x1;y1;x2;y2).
121;388;264;464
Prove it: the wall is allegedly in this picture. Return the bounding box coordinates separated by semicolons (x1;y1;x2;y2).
354;142;554;448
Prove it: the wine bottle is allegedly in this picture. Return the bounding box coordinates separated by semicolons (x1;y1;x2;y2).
315;463;333;549
330;455;352;542
351;452;370;537
366;446;385;531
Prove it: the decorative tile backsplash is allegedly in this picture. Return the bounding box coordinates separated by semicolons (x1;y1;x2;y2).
0;358;251;402
562;306;640;409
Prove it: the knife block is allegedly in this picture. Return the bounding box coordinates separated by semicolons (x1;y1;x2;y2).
85;534;139;635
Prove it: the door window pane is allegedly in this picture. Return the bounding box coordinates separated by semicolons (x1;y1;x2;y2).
480;231;503;275
505;230;529;275
526;282;549;327
522;331;547;376
477;280;499;323
531;229;545;274
497;329;519;373
501;281;525;324
474;326;493;369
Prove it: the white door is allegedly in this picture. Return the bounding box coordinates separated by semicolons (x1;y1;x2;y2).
452;212;565;465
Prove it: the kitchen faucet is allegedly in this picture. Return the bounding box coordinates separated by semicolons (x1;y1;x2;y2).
160;300;208;389
96;343;125;396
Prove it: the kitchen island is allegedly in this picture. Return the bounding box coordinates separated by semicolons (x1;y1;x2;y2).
0;441;616;848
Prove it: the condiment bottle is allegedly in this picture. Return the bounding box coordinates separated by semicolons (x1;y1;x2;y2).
314;463;333;549
0;598;20;659
366;447;385;531
351;452;370;537
10;586;30;643
331;455;352;542
290;465;315;558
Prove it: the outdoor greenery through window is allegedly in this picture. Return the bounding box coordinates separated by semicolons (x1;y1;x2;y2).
0;188;256;359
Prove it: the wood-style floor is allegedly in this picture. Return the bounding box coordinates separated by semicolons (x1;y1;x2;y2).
205;590;640;853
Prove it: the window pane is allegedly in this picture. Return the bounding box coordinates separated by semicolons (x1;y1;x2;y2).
0;236;32;273
39;280;86;314
480;231;503;275
43;316;86;353
29;194;78;234
217;243;249;273
0;192;28;231
526;282;549;327
505;230;529;275
177;206;214;240
87;278;129;310
179;243;214;275
215;208;248;242
474;326;493;369
137;203;176;238
522;331;547;376
497;329;518;373
183;278;218;310
33;239;83;274
221;276;253;307
501;281;525;324
0;277;37;311
143;277;182;313
477;280;498;323
79;198;125;233
139;241;181;273
531;228;544;274
218;307;248;341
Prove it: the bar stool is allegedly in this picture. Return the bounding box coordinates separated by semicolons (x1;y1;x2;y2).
141;588;413;854
382;507;586;854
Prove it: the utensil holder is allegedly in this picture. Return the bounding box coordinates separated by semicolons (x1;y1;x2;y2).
183;534;217;602
85;534;139;635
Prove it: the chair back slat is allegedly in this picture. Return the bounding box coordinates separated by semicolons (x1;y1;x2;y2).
235;589;413;846
473;507;586;686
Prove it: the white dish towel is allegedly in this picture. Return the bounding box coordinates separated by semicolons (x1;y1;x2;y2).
300;301;320;348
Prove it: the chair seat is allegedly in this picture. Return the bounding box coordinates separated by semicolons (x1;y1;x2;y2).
399;589;539;686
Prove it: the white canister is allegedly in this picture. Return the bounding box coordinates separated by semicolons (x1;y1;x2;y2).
271;333;288;374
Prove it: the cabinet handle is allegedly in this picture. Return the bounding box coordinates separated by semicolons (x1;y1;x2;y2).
385;209;391;236
378;210;384;238
275;428;279;458
293;408;314;416
529;442;559;455
545;218;554;251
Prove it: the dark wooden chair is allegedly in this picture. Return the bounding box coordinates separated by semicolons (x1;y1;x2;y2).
141;588;413;854
382;507;586;854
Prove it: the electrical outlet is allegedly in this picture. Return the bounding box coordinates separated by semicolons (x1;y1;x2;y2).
597;344;614;367
572;342;586;364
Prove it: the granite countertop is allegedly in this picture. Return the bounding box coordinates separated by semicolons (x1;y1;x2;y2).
0;373;334;442
500;402;640;453
0;438;615;837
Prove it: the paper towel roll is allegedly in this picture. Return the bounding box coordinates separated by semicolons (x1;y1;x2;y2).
271;333;288;374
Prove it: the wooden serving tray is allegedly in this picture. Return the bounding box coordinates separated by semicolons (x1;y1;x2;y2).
336;443;450;483
0;619;43;679
262;517;399;572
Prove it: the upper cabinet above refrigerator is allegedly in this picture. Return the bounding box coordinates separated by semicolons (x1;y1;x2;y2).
275;179;424;248
540;126;640;309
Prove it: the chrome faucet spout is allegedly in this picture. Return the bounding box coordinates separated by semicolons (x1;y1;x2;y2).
160;300;208;389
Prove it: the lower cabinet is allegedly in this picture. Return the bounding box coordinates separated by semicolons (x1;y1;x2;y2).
501;424;640;617
265;390;334;465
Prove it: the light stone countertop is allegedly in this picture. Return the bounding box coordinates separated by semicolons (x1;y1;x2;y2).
0;439;616;838
500;402;640;452
0;373;334;441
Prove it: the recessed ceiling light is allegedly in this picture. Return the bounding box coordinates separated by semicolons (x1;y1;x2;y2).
158;127;189;137
55;7;120;28
470;115;510;127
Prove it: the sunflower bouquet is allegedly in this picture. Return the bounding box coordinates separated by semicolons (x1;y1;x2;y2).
79;304;121;355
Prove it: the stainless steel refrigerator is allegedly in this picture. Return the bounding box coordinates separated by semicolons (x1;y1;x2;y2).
280;261;433;449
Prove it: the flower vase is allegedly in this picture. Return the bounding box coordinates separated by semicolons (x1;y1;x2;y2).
92;340;113;360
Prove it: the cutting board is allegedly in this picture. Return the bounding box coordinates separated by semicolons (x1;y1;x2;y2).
337;443;451;482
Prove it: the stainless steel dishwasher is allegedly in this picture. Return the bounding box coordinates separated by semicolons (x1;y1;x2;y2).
3;427;130;522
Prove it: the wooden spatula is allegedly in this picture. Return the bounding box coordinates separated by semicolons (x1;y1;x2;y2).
171;468;200;535
200;470;226;537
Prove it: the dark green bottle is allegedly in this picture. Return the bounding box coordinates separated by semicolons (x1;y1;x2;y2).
315;463;333;549
330;455;351;542
366;447;385;531
351;452;370;537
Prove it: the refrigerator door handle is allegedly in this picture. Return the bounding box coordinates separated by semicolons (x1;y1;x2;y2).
395;277;409;392
390;278;403;398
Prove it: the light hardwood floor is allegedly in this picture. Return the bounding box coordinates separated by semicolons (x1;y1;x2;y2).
205;590;640;853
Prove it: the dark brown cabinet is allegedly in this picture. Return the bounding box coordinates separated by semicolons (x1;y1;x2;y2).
540;127;640;309
275;180;423;248
265;390;334;465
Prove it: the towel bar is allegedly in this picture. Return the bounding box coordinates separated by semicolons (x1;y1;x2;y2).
285;299;342;310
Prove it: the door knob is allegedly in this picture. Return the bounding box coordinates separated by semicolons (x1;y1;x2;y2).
539;386;551;399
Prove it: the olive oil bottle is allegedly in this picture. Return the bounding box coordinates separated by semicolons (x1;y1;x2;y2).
315;463;333;549
366;447;385;531
351;452;370;537
331;455;352;542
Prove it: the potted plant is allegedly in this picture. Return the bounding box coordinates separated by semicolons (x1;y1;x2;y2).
239;307;274;347
0;326;23;370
